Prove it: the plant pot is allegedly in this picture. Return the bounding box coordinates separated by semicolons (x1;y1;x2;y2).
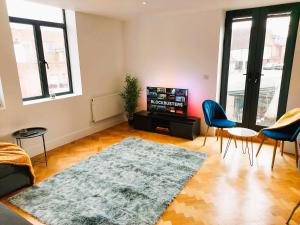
128;116;134;126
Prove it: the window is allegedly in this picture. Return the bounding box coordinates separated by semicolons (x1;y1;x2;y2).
7;0;73;101
220;3;299;131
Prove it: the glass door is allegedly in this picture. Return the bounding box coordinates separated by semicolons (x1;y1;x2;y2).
220;4;300;130
255;14;292;127
223;17;253;124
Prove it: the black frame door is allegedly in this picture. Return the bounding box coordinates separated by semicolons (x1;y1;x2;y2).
220;3;300;131
220;8;257;129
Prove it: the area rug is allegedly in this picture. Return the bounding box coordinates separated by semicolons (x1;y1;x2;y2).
9;137;207;225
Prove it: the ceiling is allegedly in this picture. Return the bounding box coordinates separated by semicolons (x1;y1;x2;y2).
30;0;296;20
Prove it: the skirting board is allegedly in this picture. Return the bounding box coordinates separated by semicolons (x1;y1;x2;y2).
26;114;125;157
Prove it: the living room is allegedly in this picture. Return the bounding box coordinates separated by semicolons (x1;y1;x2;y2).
0;0;299;224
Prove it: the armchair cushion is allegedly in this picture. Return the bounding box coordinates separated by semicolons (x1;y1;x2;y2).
202;100;228;127
0;202;32;225
262;129;293;141
202;100;236;129
0;164;17;178
0;164;30;179
211;119;236;128
261;120;300;142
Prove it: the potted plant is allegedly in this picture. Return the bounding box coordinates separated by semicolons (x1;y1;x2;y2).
120;74;141;125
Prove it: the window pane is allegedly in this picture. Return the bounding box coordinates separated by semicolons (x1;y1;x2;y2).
256;16;290;126
41;26;71;94
6;0;63;23
226;20;252;123
10;23;43;99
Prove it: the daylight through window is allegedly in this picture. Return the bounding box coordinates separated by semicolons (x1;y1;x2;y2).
7;0;73;100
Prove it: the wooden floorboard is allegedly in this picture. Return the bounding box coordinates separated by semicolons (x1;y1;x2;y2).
1;122;300;225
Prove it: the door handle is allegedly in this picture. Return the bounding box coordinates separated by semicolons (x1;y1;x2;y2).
45;61;49;69
243;73;259;84
40;59;49;69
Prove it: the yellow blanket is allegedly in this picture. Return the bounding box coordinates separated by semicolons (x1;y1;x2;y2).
0;142;35;184
262;107;300;131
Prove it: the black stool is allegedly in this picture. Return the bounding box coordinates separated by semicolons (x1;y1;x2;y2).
12;127;48;166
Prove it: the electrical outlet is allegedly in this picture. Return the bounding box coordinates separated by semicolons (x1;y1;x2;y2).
203;74;209;80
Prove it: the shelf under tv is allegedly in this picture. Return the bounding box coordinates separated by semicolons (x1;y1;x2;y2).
133;111;200;140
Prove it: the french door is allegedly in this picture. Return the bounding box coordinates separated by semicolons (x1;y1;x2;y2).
220;3;300;131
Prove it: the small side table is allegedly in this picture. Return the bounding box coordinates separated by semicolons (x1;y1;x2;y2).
12;127;48;166
223;127;257;166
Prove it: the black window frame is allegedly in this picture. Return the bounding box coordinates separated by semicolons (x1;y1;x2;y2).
9;9;73;101
219;3;300;131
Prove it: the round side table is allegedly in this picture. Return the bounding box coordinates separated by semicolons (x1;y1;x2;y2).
223;127;257;166
12;127;48;166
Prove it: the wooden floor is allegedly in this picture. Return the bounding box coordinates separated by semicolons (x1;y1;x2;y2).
1;122;300;225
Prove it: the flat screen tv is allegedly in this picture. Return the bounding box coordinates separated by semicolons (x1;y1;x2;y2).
147;87;188;117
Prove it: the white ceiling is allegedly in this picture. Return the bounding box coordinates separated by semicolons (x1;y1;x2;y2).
31;0;296;20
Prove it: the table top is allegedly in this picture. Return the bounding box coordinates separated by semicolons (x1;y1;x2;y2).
227;127;257;138
12;127;47;139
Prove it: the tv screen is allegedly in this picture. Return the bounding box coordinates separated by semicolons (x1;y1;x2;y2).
147;87;188;116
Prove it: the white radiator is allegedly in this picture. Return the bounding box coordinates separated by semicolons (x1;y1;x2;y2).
91;93;124;122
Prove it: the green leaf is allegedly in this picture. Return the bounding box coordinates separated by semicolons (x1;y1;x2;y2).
120;74;141;117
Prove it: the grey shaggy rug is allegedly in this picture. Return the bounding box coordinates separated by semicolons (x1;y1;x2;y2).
9;137;207;225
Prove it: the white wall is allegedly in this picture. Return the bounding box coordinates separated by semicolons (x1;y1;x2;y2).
125;10;225;134
0;1;125;156
287;22;300;111
285;23;300;154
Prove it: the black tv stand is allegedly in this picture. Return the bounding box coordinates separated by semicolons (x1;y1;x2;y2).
133;111;200;140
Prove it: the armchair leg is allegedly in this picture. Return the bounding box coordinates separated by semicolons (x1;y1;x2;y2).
271;140;278;170
234;138;237;148
295;141;299;168
216;128;219;141
203;126;210;146
286;201;300;224
220;128;223;153
281;141;284;156
256;139;265;157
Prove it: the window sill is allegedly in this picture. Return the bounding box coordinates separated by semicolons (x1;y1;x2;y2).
23;93;81;106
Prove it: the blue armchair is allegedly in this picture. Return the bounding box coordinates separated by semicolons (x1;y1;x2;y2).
256;119;300;169
202;100;236;152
